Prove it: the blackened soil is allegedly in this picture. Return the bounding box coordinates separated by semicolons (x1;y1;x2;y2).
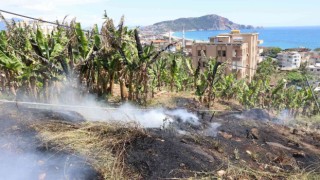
126;129;222;179
125;109;320;179
2;103;320;179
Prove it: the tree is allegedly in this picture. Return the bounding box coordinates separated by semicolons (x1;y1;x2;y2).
254;57;277;81
261;47;282;58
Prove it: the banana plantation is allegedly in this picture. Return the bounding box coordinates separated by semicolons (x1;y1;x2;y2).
0;13;318;116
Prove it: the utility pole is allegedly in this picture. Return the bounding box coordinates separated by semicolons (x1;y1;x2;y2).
182;27;186;50
304;75;320;114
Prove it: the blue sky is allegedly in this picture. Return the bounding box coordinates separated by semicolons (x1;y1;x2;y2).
1;0;319;27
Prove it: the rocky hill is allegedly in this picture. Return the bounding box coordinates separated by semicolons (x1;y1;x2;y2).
142;14;254;33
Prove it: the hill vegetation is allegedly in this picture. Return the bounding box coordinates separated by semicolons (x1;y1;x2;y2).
142;14;254;33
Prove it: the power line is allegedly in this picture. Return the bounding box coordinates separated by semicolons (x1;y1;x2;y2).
0;9;135;43
0;9;79;31
0;9;179;55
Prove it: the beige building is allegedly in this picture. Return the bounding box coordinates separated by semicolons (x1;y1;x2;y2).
17;20;55;35
192;30;263;81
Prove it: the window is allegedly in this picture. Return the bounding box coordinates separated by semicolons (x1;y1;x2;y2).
222;50;226;57
310;69;314;71
198;50;201;56
317;69;320;72
218;50;226;57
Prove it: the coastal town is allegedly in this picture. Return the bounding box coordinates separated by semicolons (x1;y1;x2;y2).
10;19;320;95
141;29;320;92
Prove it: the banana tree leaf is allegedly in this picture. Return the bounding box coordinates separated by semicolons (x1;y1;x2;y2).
75;23;89;58
50;43;64;59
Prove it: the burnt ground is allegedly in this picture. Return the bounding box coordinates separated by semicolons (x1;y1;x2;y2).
0;104;101;180
0;103;320;179
125;109;320;179
126;129;222;179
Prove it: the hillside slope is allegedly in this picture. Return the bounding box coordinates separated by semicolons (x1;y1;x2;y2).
142;14;254;33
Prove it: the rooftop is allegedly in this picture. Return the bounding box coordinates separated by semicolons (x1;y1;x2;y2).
193;42;246;46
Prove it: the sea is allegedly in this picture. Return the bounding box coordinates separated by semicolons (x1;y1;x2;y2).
173;26;320;50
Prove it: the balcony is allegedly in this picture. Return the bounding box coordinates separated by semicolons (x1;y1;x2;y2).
232;50;243;61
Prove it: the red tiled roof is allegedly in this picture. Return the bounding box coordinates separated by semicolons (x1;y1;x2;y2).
152;40;167;43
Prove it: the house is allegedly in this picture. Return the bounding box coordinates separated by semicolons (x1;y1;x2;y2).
308;52;320;66
277;51;301;70
191;30;263;82
307;63;320;75
17;20;55;35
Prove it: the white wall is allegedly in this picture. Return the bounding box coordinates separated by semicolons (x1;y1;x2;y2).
277;52;301;70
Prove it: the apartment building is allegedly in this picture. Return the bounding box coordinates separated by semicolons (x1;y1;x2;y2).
307;63;320;75
277;51;302;70
308;52;320;65
191;30;263;82
17;20;55;35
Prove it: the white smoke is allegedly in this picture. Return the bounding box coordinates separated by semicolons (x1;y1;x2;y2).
274;109;292;124
76;103;199;129
165;109;200;126
203;123;221;137
0;128;95;180
18;83;200;129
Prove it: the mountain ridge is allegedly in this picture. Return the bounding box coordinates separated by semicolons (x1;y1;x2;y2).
142;14;254;33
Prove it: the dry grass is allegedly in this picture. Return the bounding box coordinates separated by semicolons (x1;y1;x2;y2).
222;161;320;180
177;162;320;180
31;120;147;179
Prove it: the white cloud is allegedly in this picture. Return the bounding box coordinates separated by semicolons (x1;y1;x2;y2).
2;0;103;7
1;0;104;14
22;2;55;12
0;0;108;26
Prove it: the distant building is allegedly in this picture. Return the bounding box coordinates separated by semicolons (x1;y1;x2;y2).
307;63;320;75
191;30;263;82
298;51;311;64
147;39;177;52
277;51;301;70
152;39;168;49
308;52;320;65
17;20;55;35
184;41;193;55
